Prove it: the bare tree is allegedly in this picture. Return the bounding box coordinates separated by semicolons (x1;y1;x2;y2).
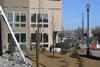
35;0;41;67
51;11;59;57
32;0;45;67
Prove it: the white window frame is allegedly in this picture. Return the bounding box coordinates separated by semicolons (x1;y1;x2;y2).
8;32;27;45
31;33;48;47
30;13;48;28
7;11;26;28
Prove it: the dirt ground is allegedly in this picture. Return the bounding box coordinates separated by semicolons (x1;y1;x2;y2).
25;51;100;67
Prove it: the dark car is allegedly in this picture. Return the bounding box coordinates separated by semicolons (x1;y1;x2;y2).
55;42;72;49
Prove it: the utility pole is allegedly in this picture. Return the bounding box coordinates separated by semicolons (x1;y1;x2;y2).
82;13;84;46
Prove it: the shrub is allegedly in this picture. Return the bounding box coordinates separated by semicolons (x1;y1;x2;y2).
41;48;46;52
71;49;80;59
8;38;16;55
61;49;67;55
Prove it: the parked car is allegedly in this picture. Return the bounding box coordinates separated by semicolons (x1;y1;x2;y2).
55;42;72;49
49;41;72;52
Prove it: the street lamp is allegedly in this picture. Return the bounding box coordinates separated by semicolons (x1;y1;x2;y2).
86;3;90;56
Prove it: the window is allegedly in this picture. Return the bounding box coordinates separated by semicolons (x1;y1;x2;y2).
31;13;36;22
31;33;49;48
31;33;36;42
21;13;26;22
8;33;26;50
31;33;48;43
14;24;19;27
8;34;15;47
38;14;42;22
8;33;12;43
37;24;42;28
43;14;48;22
31;33;48;48
15;34;20;42
31;24;36;28
43;24;48;28
7;12;26;27
21;24;26;27
31;13;48;28
14;13;20;22
8;12;13;22
8;33;26;43
40;34;42;42
43;33;48;42
10;24;13;27
14;12;26;22
21;33;26;43
31;33;43;43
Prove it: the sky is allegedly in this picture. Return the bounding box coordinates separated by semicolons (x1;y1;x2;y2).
62;0;100;30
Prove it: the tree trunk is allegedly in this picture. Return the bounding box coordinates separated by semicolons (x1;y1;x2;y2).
52;32;57;57
36;30;40;67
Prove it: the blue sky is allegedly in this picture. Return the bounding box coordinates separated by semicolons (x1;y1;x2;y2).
63;0;100;30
